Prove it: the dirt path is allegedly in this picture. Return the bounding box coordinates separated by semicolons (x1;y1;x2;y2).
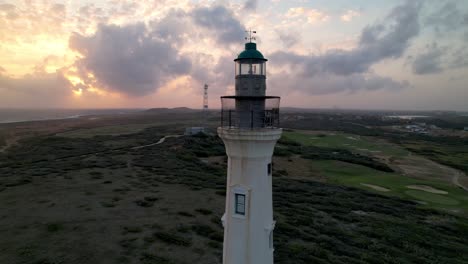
132;135;182;150
451;170;468;192
426;160;468;192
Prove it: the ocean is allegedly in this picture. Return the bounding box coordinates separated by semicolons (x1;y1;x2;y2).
0;109;142;124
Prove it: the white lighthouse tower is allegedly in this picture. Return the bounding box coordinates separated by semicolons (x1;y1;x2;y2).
218;32;282;264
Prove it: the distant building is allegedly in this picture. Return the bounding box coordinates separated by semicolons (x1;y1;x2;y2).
184;127;205;135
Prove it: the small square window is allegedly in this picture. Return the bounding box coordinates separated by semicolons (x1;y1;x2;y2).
235;193;246;215
267;163;272;175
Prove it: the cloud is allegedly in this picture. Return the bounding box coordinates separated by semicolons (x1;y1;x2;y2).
191;5;245;45
0;71;71;107
0;3;17;19
269;72;409;96
285;7;329;24
341;10;360;22
425;2;468;33
149;9;190;43
450;46;468;69
276;29;301;48
243;0;258;12
267;1;420;95
410;43;468;75
69;22;192;96
273;1;420;76
411;44;444;75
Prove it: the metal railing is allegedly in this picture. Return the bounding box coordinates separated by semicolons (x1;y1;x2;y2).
220;109;280;129
220;96;280;129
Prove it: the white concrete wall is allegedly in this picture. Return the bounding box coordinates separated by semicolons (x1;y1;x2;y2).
218;128;282;264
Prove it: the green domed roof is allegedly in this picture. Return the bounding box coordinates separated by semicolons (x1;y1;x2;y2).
235;43;268;61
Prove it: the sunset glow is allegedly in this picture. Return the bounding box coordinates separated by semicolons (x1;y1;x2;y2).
0;0;467;110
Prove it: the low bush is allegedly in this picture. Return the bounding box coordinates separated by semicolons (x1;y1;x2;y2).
153;231;192;247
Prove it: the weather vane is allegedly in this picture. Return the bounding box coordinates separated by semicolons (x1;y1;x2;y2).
245;29;257;43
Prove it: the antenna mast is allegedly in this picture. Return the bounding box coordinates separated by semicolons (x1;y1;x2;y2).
202;84;208;127
203;84;208;111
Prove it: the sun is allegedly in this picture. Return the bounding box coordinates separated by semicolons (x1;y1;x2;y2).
72;88;83;96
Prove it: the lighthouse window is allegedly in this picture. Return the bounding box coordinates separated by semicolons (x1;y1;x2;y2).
269;230;274;249
240;63;250;75
251;63;262;75
238;62;265;75
235;193;246;215
268;163;272;175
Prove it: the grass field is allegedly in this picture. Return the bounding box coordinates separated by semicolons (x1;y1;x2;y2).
403;141;468;173
310;160;468;216
283;131;409;158
280;130;468;216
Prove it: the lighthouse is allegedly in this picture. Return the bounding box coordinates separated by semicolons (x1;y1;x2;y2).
218;32;282;264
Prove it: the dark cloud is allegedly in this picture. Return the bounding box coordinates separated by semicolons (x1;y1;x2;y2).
268;72;409;96
410;43;468;75
276;30;301;48
67;4;248;97
425;2;468;33
191;5;244;45
266;1;419;95
0;71;71;107
450;46;468;69
0;3;18;19
69;23;192;96
412;44;444;75
272;1;420;77
149;9;189;43
243;0;258;12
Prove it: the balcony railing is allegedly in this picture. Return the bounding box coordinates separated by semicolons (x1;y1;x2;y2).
220;96;280;129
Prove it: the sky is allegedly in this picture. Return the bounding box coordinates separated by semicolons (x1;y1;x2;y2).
0;0;467;111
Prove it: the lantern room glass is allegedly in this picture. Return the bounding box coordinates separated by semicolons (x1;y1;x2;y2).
235;61;266;76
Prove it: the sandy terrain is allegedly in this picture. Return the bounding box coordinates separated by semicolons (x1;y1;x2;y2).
406;185;448;194
360;183;390;192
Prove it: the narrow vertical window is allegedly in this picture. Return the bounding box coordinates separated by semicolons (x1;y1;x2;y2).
235;193;246;215
267;163;272;175
269;230;274;249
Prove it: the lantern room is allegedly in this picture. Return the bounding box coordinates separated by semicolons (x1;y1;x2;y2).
234;43;267;77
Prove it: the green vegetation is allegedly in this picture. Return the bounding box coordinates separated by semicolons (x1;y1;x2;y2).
278;130;468;216
195;208;213;215
405;190;459;205
46;223;64;233
58;123;164;138
404;140;468;173
140;253;177;264
0;132;6;147
273;178;468;264
153;231;192;247
1;114;467;264
310;160;468;215
122;226;143;234
276;134;394;173
283;131;408;157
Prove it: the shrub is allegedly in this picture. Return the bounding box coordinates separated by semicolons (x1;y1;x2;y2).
195;208;213;215
153;231;192;247
46;223;63;233
178;211;195;217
